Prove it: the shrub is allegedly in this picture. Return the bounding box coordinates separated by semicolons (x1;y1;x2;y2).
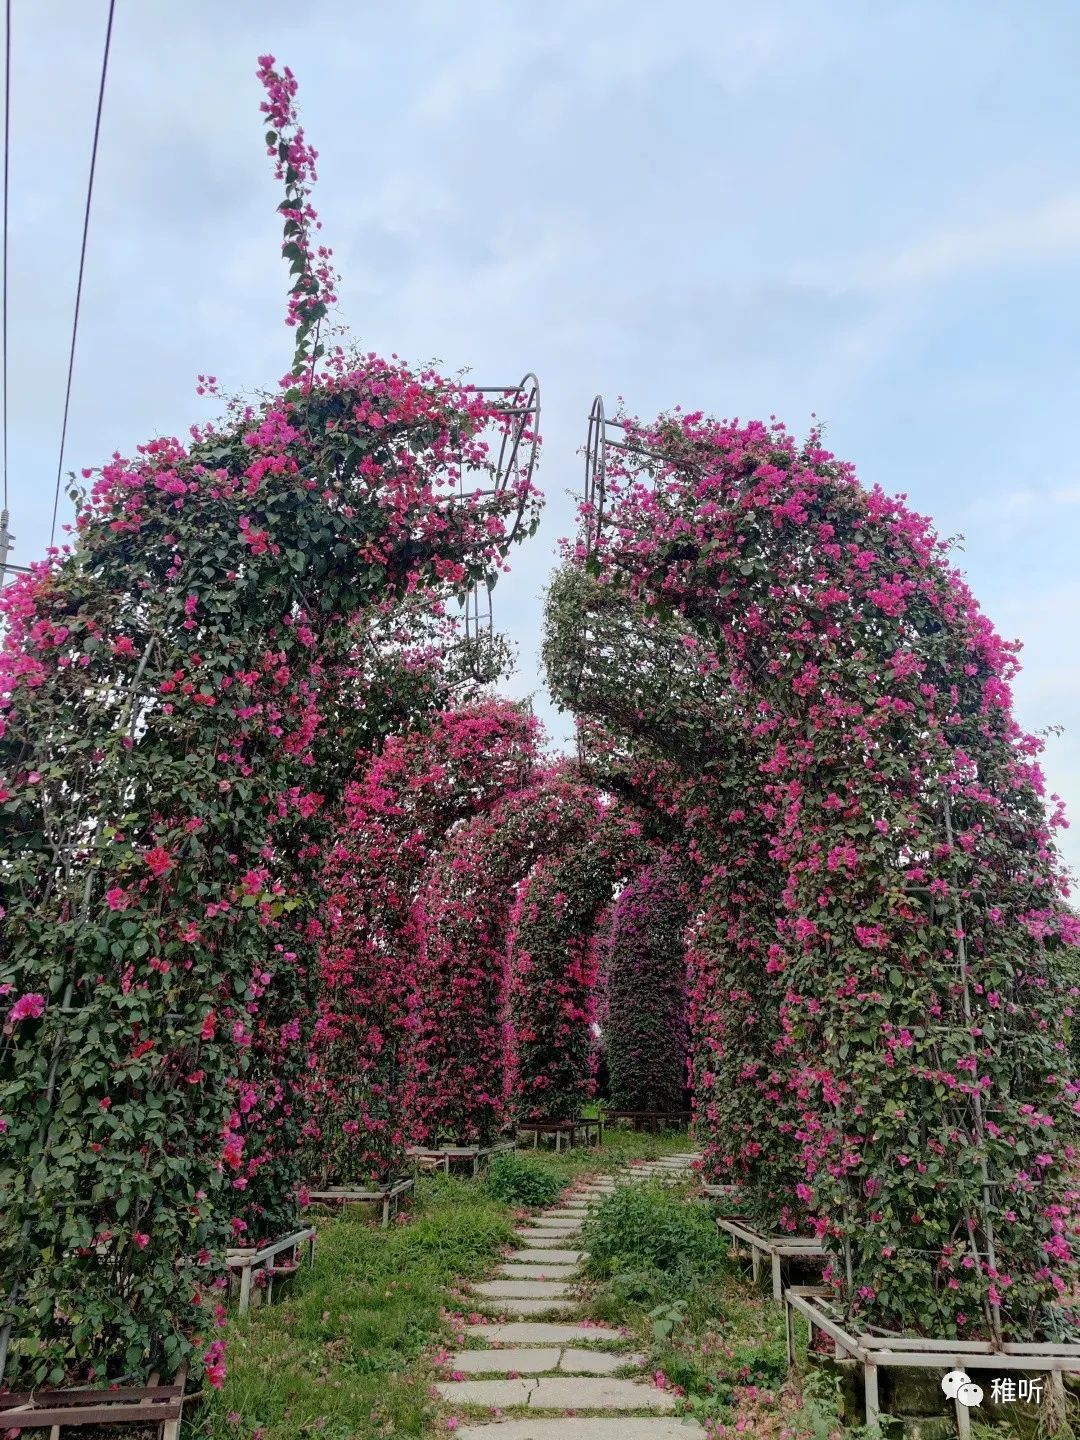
485;1153;563;1209
582;1184;727;1279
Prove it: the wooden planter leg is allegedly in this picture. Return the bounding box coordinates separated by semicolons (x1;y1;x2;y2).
750;1246;761;1288
785;1300;796;1370
162;1394;184;1440
955;1393;971;1440
382;1195;390;1228
864;1362;880;1433
238;1262;253;1315
771;1254;783;1303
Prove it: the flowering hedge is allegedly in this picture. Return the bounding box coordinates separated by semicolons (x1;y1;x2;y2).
408;771;602;1145
307;701;539;1186
546;407;1080;1339
509;812;646;1121
0;58;539;1390
603;857;690;1114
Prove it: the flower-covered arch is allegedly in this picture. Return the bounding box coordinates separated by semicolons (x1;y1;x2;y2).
309;700;540;1187
602;856;690;1115
509;811;647;1121
407;771;605;1146
546;404;1080;1339
0;57;540;1390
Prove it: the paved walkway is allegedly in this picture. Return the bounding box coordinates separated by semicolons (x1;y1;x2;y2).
438;1152;707;1439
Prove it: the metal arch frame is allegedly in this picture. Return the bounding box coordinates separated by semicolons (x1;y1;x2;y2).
454;374;540;660
583;395;607;557
456;372;540;549
582;395;669;555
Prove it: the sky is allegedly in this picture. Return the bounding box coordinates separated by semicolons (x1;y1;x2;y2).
4;0;1080;876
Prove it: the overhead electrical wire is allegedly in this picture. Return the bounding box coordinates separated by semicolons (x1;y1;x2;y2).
3;0;11;517
49;0;116;549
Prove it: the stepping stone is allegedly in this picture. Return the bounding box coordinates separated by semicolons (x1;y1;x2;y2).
560;1348;645;1374
505;1248;582;1265
544;1210;588;1220
465;1321;624;1345
446;1348;641;1376
438;1377;533;1405
448;1348;566;1375
495;1262;578;1280
529;1376;678;1410
524;1219;581;1230
474;1280;572;1300
437;1376;676;1411
472;1297;579;1317
520;1229;582;1241
453;1420;706;1439
517;1233;583;1248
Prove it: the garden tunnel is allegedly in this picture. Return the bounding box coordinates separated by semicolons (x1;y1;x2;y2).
601;855;691;1117
307;698;541;1191
408;769;626;1146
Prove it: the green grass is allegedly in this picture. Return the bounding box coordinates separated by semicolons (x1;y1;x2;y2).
195;1174;516;1440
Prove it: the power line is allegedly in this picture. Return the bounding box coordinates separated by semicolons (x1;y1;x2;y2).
3;0;11;514
49;0;116;550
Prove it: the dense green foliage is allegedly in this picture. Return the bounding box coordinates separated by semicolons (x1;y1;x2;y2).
484;1152;563;1209
583;1183;727;1280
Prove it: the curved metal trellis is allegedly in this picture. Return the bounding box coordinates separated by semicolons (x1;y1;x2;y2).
583;394;607;557
456;372;540;548
582;394;664;555
454;373;541;672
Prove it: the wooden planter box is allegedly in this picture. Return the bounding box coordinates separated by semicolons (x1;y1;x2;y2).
518;1118;604;1152
225;1226;316;1315
605;1109;692;1132
304;1177;413;1227
785;1285;1080;1438
716;1214;827;1301
0;1366;188;1440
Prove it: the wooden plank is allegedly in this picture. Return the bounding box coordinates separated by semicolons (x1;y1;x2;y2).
1;1387;183;1406
0;1402;182;1426
865;1350;1080;1373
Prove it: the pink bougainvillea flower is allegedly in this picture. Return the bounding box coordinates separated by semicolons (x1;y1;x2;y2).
144;847;174;878
8;993;45;1022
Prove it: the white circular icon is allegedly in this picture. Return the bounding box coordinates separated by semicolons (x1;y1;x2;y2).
941;1370;969;1399
956;1381;984;1408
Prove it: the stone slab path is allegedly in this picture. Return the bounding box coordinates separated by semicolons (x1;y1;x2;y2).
453;1422;701;1440
439;1153;708;1439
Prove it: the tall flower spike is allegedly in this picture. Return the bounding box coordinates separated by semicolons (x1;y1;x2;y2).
256;54;341;381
